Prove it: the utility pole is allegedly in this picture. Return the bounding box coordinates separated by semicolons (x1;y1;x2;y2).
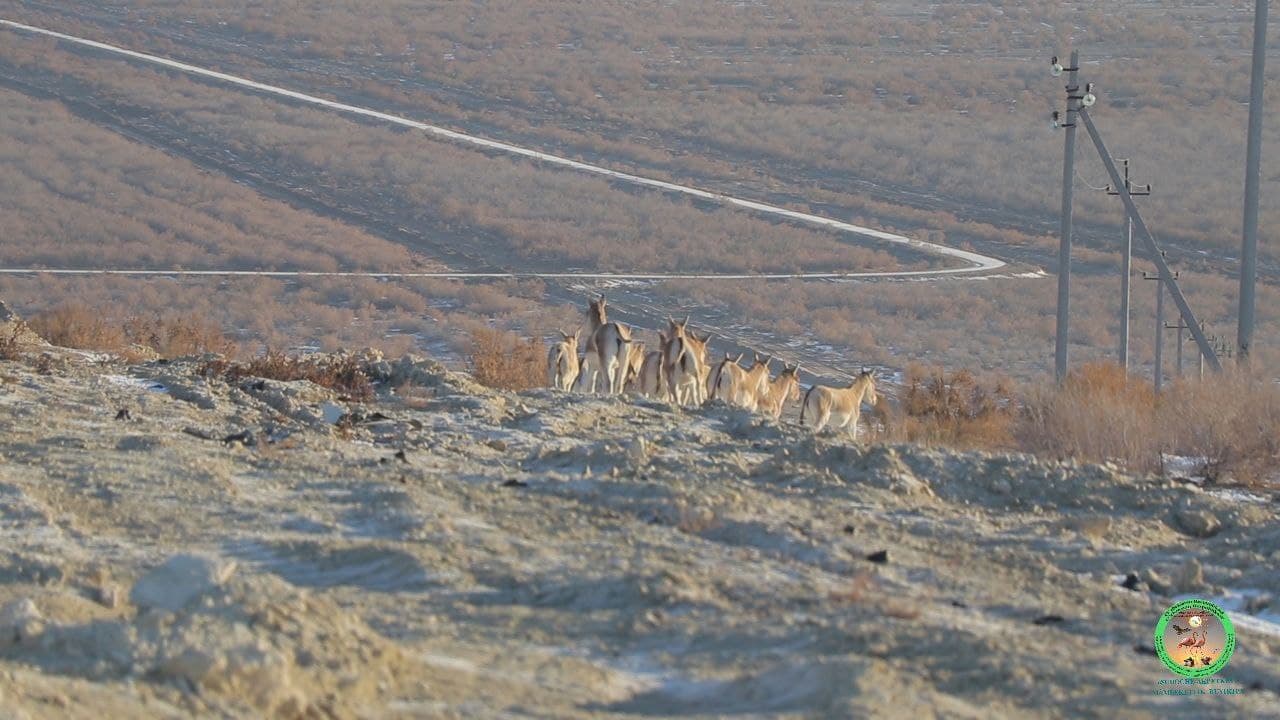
1144;256;1177;393
1107;159;1150;370
1049;53;1220;375
1055;50;1080;382
1165;320;1189;378
1238;0;1269;362
1199;322;1207;379
1077;108;1220;371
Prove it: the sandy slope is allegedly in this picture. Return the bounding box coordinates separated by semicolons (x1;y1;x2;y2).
0;342;1277;719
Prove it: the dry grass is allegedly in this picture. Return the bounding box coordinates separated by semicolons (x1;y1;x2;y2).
202;350;375;402
1156;370;1280;484
1016;362;1280;482
468;328;545;391
28;303;235;360
1017;363;1158;468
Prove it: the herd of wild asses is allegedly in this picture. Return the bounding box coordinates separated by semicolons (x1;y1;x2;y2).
548;296;879;437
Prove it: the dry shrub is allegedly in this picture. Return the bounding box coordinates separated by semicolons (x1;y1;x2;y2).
894;364;1016;448
204;350;375;402
121;314;237;358
1017;362;1157;467
28;304;125;353
1015;363;1280;481
28;303;235;359
468;328;545;391
0;323;27;361
1156;369;1280;484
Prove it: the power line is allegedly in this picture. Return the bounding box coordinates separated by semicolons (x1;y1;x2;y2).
1074;168;1110;192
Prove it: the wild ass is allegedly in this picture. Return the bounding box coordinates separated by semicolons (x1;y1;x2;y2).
709;352;748;405
577;296;633;395
663;317;709;406
573;350;602;393
740;354;772;411
800;369;878;438
634;332;669;400
637;350;667;399
759;363;802;420
621;340;647;393
546;330;580;391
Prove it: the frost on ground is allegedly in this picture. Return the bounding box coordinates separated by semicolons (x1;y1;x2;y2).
0;342;1277;718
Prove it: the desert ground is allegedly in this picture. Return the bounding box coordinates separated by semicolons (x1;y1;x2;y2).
1;311;1277;718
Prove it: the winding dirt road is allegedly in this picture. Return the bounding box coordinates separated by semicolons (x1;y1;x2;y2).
0;18;1013;281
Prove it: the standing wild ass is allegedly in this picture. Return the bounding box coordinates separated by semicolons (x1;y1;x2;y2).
635;333;668;400
759;363;802;419
546;330;580;391
664;317;709;406
800;369;878;438
576;296;633;395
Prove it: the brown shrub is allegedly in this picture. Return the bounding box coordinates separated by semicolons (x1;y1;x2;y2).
893;365;1016;448
1017;363;1157;468
122;314;237;358
204;350;375;402
28;303;235;359
0;323;25;361
28;304;126;353
1156;370;1280;484
468;328;545;391
1015;363;1280;482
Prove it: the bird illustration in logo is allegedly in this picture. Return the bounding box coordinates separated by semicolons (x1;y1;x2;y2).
1171;623;1190;635
1176;631;1199;649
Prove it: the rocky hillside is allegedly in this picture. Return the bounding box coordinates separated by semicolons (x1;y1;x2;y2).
0;326;1277;717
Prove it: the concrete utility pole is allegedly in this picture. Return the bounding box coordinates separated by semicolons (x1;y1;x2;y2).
1077;108;1221;371
1239;0;1269;362
1055;50;1080;382
1199;322;1207;379
1165;320;1189;377
1145;257;1177;393
1107;159;1150;370
1144;271;1165;392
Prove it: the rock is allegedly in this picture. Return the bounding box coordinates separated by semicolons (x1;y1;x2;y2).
861;447;934;498
1064;515;1112;540
1140;568;1172;595
0;598;45;648
1246;593;1273;614
95;583;124;609
162;647;225;686
158;375;219;410
1172;508;1222;538
1171;558;1205;594
320;402;346;425
115;435;166;452
130;554;237;612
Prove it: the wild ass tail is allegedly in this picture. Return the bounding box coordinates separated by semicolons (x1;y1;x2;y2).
800;386;815;425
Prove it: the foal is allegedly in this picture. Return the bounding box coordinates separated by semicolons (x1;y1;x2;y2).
546;330;579;391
